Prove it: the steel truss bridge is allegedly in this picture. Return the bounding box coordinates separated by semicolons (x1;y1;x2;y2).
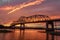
10;15;60;31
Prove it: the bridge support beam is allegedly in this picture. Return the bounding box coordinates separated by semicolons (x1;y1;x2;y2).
46;21;54;32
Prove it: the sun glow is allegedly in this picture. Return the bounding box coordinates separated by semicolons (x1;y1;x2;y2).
3;21;13;26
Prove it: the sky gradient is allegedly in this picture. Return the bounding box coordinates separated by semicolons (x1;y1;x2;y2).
0;0;60;26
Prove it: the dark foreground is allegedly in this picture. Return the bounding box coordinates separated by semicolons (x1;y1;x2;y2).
0;29;60;40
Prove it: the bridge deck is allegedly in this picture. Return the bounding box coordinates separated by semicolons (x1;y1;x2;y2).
16;19;60;24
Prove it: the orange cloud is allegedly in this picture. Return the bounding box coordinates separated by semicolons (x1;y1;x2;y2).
8;0;44;14
50;16;60;19
0;6;15;11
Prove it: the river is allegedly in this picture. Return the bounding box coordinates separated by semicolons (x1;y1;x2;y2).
0;29;60;40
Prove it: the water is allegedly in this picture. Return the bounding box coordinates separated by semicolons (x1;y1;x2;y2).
0;29;59;40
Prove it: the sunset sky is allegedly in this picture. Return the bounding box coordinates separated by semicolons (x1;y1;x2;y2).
0;0;60;26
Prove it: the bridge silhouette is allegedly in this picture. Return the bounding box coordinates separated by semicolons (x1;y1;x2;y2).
10;15;60;31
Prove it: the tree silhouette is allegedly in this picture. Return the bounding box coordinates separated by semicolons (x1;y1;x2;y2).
0;25;4;28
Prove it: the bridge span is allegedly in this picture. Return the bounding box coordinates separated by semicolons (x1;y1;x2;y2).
10;15;60;31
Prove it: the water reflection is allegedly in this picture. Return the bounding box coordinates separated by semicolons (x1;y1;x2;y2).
20;30;25;40
46;32;54;40
0;29;59;40
13;29;25;40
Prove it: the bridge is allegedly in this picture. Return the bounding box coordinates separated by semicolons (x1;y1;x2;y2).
10;15;60;31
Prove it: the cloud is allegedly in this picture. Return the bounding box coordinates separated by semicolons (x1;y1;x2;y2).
8;0;45;14
2;0;11;2
0;6;15;11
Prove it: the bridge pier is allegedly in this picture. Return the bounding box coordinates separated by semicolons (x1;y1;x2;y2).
46;21;54;32
20;23;25;30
